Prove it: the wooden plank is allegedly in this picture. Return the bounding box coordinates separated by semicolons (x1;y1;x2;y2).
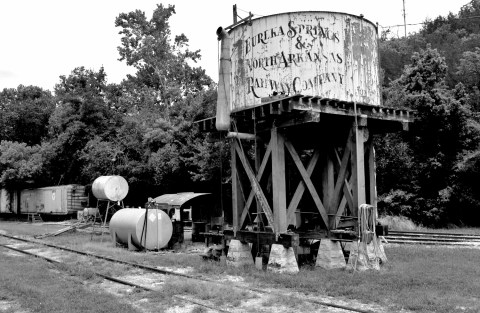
284;140;329;229
322;146;335;226
255;138;264;227
366;139;377;208
231;140;243;233
331;148;354;226
238;138;273;229
329;130;352;216
277;111;320;128
223;230;299;248
234;140;275;229
271;128;287;233
335;176;354;228
286;149;320;225
350;125;366;217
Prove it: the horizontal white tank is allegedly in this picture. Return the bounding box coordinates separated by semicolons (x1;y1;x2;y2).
92;176;129;201
109;208;172;250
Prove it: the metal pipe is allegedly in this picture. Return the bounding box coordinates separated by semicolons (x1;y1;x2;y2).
226;132;258;140
216;27;231;131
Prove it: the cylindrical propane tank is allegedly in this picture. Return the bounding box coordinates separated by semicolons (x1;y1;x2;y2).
109;208;173;250
92;176;129;201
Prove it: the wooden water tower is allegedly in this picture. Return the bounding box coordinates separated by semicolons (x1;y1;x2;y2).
197;10;414;264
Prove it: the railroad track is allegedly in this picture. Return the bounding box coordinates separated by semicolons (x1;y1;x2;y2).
0;233;376;313
0;236;227;313
384;230;480;246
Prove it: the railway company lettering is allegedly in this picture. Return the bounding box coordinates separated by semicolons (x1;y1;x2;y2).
246;51;343;71
246;72;344;97
244;20;341;55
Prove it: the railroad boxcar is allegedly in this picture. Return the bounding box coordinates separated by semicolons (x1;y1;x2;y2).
32;185;89;216
1;185;89;217
0;189;18;214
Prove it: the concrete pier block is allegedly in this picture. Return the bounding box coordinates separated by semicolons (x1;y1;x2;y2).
377;241;388;264
315;239;346;270
267;244;299;274
226;239;254;267
347;241;380;271
346;242;369;271
366;242;381;270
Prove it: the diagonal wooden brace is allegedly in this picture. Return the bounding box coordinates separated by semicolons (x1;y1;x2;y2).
329;129;353;214
286;149;320;224
234;141;275;229
239;138;273;229
284;140;329;229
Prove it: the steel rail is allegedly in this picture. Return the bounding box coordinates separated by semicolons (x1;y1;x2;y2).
0;242;229;313
0;233;375;313
385;236;480;242
388;230;480;238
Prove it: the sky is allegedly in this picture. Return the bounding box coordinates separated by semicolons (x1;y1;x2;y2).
0;0;470;92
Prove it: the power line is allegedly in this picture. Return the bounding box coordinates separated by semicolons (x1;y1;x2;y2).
236;7;264;18
380;15;480;29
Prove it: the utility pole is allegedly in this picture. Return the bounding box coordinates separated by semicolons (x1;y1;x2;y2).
233;4;238;23
402;0;407;37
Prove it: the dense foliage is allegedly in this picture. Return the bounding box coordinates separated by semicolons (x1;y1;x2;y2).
0;4;220;205
1;2;480;225
377;0;480;226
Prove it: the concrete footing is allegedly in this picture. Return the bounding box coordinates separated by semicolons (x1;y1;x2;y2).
347;241;381;271
267;244;299;274
377;241;388;264
226;239;254;267
315;239;346;270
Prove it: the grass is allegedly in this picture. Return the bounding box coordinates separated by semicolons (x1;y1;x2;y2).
0;252;141;313
378;215;480;235
1;219;480;313
159;278;255;307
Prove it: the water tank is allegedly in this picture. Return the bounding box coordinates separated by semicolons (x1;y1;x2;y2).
224;11;381;110
92;176;129;201
109;208;173;250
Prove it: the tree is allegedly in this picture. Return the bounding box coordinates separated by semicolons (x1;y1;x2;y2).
0;85;54;145
456;47;480;91
44;67;122;185
115;4;212;110
113;4;219;197
0;141;43;188
378;46;478;225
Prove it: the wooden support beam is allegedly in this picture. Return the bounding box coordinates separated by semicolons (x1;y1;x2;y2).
350;124;367;217
335;175;354;228
329;131;352;215
366;139;377;208
271;127;287;234
238;138;273;229
286;149;321;225
322;146;334;226
331;147;354;228
224;230;299;248
234;140;275;229
255;137;264;227
231;140;244;234
284;140;329;229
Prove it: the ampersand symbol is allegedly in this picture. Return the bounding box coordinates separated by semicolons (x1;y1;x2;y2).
295;36;306;49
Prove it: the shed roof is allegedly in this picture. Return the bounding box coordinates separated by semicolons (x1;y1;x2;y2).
151;192;211;207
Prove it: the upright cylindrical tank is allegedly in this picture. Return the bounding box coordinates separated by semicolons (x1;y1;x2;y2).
109;208;173;250
92;176;129;201
224;11;381;110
